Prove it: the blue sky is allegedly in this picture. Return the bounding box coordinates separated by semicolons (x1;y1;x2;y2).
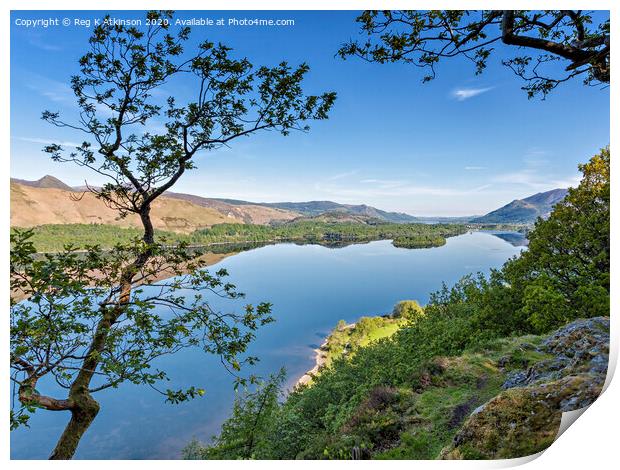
10;10;610;216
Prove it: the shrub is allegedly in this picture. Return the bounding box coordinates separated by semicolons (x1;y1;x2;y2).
391;300;424;321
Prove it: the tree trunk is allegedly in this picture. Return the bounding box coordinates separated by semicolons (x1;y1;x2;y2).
47;203;154;459
49;392;100;460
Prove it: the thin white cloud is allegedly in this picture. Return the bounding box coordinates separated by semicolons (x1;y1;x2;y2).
26;75;74;104
359;179;407;189
325;169;359;181
25;31;63;52
315;181;492;199
493;170;579;190
452;87;493;101
492;150;579;190
12;136;81;148
25;73;116;118
30;39;62;52
524;147;548;157
464;166;487;171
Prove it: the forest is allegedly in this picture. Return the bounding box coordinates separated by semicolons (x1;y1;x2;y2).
19;220;470;253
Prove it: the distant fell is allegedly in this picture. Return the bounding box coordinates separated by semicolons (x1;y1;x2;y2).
287;210;387;225
12;175;74;192
472;188;568;224
256;201;418;224
11;180;242;233
11;175;418;227
163;191;300;225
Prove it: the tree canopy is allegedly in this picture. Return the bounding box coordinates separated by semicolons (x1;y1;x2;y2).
503;147;610;331
11;10;335;459
339;10;610;98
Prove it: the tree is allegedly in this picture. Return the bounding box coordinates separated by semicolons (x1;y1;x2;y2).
502;147;610;331
182;369;286;459
10;10;335;459
339;10;610;98
391;300;424;321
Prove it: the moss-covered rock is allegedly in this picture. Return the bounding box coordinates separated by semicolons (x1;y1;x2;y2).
501;317;609;390
441;373;604;459
441;317;608;460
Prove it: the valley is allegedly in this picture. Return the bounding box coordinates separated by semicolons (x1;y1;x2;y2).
11;175;566;234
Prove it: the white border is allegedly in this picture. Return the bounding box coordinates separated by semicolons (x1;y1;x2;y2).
2;1;617;468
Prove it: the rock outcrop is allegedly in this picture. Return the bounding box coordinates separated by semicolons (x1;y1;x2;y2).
441;317;609;459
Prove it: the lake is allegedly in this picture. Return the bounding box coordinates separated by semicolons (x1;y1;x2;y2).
11;231;524;459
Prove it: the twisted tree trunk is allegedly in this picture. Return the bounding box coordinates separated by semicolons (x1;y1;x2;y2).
47;202;155;459
49;393;100;460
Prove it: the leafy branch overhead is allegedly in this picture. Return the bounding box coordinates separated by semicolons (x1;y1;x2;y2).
42;10;335;222
10;229;275;422
339;10;609;98
11;10;335;459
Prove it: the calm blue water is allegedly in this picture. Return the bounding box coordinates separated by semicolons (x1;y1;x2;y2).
11;231;523;459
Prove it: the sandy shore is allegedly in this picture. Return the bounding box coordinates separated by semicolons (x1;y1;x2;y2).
295;322;355;387
296;338;329;387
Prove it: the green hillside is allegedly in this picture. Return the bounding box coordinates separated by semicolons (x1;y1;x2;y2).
183;148;610;461
17;221;467;253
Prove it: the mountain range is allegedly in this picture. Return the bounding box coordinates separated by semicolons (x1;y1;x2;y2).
209;199;419;223
10;176;419;230
10;175;568;230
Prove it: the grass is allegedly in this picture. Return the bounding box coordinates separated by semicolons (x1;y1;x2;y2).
360;322;403;344
323;316;406;368
371;334;552;459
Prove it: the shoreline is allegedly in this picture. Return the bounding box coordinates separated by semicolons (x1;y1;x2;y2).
295;322;355;387
11;250;236;303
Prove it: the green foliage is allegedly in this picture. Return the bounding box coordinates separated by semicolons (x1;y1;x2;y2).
322;316;404;368
10;229;274;430
193;331;541;460
392;236;446;248
191;149;610;459
15;224;188;252
501;147;610;332
182;369;286;459
192;221;466;248
16;221;468;253
391;300;424;320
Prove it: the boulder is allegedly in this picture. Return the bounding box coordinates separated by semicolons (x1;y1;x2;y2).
441;317;609;460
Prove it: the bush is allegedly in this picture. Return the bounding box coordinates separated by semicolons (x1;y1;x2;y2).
391;300;424;321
